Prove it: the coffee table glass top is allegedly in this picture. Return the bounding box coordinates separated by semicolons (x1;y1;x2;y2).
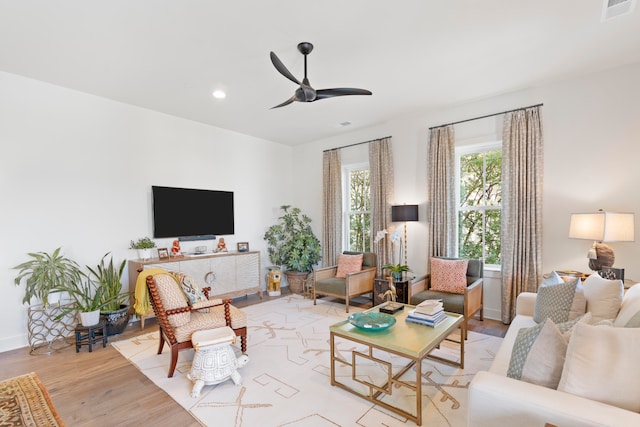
330;303;463;358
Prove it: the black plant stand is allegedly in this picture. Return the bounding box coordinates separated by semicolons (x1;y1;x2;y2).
75;320;108;352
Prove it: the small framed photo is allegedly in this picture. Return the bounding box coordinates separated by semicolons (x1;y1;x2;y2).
157;247;169;259
237;242;249;252
600;267;624;281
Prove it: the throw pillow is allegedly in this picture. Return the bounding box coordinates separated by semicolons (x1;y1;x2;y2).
430;258;469;294
171;272;208;305
558;322;640;412
336;253;364;278
507;315;589;389
582;273;624;323
614;283;640;327
533;278;586;324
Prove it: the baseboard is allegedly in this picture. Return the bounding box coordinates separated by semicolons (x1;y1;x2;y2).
483;308;502;321
0;333;29;353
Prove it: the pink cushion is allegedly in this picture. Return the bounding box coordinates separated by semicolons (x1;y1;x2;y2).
430;258;469;294
335;253;364;278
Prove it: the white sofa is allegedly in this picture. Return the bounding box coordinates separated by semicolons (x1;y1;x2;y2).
468;284;640;427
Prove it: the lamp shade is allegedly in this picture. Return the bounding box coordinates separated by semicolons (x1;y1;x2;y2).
391;205;419;222
569;212;635;242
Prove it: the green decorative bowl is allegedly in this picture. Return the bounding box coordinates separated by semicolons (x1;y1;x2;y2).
348;312;396;331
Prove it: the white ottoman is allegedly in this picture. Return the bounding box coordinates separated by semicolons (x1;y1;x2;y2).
188;327;249;398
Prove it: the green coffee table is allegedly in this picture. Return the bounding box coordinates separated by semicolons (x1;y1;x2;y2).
329;303;464;426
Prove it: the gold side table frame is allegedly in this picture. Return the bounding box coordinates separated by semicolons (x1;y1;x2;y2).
329;304;464;426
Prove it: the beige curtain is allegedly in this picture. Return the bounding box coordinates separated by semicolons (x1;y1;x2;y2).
501;106;544;323
369;137;394;269
426;125;456;267
322;150;342;266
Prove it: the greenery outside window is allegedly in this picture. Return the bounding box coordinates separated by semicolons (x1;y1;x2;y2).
456;142;502;267
343;164;371;252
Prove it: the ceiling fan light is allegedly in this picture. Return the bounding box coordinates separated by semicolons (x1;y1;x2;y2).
212;90;226;99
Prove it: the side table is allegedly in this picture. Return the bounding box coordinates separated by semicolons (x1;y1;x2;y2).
374;278;409;306
75;320;108;352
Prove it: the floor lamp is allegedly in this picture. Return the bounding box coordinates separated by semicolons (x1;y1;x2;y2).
391;204;419;267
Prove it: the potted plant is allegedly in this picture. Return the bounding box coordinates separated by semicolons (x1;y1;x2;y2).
88;253;132;335
381;263;410;281
129;237;156;260
264;205;321;294
13;247;83;307
54;276;120;327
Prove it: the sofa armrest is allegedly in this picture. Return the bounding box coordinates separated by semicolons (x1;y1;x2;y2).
469;371;640;427
345;267;376;294
516;292;537;317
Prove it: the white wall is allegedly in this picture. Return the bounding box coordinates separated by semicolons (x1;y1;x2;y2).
292;62;640;322
0;71;293;351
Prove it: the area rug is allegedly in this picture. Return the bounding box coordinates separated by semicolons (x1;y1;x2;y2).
0;372;65;427
112;295;501;426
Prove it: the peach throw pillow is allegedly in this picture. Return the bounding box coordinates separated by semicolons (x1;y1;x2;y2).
430;258;469;294
336;253;364;278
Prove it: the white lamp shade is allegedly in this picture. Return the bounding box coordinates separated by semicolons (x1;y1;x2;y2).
569;212;635;242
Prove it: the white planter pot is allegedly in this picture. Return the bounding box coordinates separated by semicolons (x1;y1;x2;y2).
79;309;101;327
137;248;153;260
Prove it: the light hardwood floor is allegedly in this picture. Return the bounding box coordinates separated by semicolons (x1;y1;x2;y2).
0;290;506;426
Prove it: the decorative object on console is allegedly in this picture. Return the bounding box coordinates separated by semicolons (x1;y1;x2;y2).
158;248;169;259
216;237;228;252
237;242;249;252
568;210;635;271
171;240;183;257
130;237;157;260
391;204;419;267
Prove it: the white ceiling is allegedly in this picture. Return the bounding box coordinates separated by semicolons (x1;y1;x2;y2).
1;1;639;146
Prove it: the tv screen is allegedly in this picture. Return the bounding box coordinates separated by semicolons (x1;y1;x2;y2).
152;185;234;239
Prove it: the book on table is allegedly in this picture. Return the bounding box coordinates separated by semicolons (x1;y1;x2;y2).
414;299;443;315
406;309;446;327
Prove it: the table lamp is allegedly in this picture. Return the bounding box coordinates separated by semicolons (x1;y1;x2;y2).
391;204;419;267
568;210;635;271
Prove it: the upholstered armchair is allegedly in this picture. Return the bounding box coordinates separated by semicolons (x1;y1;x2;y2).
145;272;247;377
410;257;483;340
313;251;377;313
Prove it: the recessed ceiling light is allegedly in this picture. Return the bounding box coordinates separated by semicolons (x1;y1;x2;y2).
212;90;226;99
340;121;352;127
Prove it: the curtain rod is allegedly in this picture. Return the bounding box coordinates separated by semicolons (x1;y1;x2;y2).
428;103;543;130
322;135;392;153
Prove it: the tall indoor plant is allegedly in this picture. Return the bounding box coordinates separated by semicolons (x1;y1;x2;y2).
264;205;321;293
88;253;132;335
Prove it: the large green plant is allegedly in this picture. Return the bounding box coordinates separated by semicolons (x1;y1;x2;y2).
87;253;130;312
53;277;120;318
13;247;83;307
264;205;321;272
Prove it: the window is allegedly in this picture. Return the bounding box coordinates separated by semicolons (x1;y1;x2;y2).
456;143;502;266
343;165;371;252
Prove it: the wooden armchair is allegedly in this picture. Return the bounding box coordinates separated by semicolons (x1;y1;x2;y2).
410;257;483;340
313;251;377;313
146;272;247;377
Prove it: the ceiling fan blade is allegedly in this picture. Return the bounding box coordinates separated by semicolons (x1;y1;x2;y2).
270;52;301;86
270;96;296;109
315;88;372;99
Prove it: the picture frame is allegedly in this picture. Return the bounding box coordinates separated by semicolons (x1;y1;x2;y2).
600;267;624;281
237;242;249;252
157;247;169;259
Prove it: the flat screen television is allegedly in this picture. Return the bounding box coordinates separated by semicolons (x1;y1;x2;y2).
152;185;234;239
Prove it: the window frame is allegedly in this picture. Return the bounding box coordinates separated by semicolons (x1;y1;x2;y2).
454;141;503;268
342;162;371;252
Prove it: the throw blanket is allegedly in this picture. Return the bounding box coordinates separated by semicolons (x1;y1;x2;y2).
0;372;65;426
133;267;168;316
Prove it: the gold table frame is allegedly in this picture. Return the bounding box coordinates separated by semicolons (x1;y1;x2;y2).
329;304;464;426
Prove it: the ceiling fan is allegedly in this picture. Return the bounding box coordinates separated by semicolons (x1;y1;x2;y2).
269;42;372;109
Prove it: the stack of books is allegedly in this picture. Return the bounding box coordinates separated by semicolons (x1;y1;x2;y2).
406;299;446;327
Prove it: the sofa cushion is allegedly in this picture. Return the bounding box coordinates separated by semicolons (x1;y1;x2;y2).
582;273;623;323
430;258;468;294
533;278;586;324
506;315;587;389
614;283;640;327
335;253;363;278
558;322;640;412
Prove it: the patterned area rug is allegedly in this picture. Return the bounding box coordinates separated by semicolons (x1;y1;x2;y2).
112;295;501;426
0;372;65;427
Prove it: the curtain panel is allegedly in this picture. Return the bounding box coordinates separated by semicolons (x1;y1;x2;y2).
369;137;394;270
322;150;342;267
501;106;544;323
426;125;456;269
